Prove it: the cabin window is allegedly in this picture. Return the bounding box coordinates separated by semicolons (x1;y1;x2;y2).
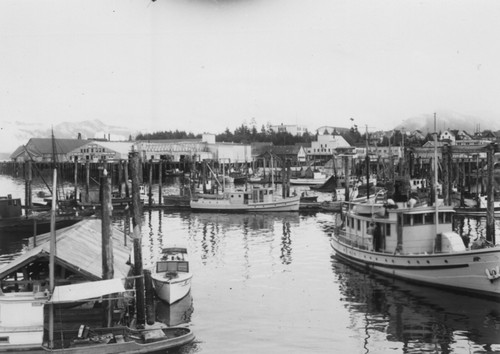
0;337;9;343
403;214;412;226
439;212;453;224
357;219;361;230
385;224;391;236
413;214;423;225
424;213;434;224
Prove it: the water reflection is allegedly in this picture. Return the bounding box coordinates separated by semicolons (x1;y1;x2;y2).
332;258;500;353
155;293;194;327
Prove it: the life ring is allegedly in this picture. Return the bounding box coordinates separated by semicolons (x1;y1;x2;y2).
486;266;500;280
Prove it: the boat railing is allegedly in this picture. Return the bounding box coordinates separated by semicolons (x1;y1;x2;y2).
335;228;371;251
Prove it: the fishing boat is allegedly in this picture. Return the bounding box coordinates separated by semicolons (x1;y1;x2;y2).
454;194;500;216
151;247;193;304
290;172;330;186
0;194;88;236
190;186;300;212
0;279;195;353
330;198;500;299
331;119;500;299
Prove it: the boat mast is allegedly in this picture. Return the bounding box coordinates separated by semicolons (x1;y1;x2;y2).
433;113;439;239
48;167;57;348
271;154;274;189
365;125;370;201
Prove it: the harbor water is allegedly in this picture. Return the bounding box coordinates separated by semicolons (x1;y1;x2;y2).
0;175;499;354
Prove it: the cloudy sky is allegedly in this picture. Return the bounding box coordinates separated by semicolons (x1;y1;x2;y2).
1;0;500;135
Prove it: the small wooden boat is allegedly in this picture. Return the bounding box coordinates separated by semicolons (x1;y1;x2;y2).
151;247;193;304
319;200;343;213
190;186;300;212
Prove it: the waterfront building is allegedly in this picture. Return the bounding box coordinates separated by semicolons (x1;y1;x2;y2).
9;138;87;163
269;124;308;136
67;141;134;162
306;132;352;162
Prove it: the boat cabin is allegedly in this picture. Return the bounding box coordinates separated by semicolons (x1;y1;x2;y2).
157;247;189;274
0;195;22;219
218;187;275;205
344;203;465;255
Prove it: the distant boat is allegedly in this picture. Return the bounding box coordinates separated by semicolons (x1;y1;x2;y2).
229;172;247;184
454;194;500;216
290;172;329;185
190;186;300;212
165;168;184;177
0;195;89;237
151;247;193;304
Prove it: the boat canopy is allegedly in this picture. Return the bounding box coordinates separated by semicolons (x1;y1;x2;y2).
162;247;187;254
49;278;126;304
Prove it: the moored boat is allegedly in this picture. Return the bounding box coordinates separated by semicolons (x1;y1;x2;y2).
330;200;500;299
151;247;193;304
0;280;195;353
0;195;90;237
454;194;500;216
290;172;330;185
190;186;300;212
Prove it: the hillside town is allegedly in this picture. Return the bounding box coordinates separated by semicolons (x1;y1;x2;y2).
6;124;500;168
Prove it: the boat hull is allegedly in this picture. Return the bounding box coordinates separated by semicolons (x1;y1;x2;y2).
330;235;500;299
190;196;300;212
289;178;329;185
0;326;195;353
151;273;193;304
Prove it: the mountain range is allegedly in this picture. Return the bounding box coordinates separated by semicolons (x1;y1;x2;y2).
0;119;137;158
0;111;498;158
394;111;499;134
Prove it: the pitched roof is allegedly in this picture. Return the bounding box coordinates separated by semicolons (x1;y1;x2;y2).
0;218;132;281
26;138;88;155
270;145;301;155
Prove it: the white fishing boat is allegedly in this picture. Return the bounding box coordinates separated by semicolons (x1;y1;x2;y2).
190;186;300;212
151;247;193;304
331;118;500;299
330;200;500;299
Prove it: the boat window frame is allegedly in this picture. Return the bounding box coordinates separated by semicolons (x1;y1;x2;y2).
424;213;434;224
413;213;423;225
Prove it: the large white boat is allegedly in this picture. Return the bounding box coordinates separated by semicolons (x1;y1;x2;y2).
190;186;300;212
151;247;193;304
330;200;500;299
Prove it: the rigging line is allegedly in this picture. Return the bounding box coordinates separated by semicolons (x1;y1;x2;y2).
22;145;53;195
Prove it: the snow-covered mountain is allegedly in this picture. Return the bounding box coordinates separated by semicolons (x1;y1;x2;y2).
0;119;138;155
394;110;500;134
